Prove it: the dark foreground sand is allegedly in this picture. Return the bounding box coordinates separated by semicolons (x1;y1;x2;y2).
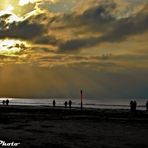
0;105;148;148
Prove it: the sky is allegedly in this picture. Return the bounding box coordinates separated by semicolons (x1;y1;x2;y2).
0;0;147;99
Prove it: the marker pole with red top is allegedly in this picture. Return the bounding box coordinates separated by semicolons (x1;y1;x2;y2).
81;90;83;109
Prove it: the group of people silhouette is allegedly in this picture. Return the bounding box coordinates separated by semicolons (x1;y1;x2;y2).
2;99;9;106
130;100;137;112
52;100;72;108
64;100;72;108
130;100;148;112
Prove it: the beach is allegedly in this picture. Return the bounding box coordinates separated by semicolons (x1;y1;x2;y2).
0;105;148;148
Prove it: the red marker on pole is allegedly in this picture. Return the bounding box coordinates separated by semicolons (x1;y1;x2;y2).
81;90;83;109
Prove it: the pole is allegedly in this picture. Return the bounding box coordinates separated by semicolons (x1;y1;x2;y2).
81;90;83;109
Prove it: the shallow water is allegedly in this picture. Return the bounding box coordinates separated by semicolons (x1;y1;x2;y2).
0;98;147;110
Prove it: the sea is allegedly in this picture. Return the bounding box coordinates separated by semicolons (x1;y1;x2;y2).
0;98;147;110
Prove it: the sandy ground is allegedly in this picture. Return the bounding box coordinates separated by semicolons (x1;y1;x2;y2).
0;105;148;148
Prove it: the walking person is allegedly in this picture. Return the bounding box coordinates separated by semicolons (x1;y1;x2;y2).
64;101;67;108
133;101;137;112
6;99;9;106
130;101;134;112
146;101;148;111
2;100;5;105
53;100;56;107
69;100;72;109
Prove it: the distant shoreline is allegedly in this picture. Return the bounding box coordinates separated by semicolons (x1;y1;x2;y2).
0;98;147;110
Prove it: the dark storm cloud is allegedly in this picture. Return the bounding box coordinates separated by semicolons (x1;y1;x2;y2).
31;47;55;53
52;2;115;32
77;3;115;31
0;14;12;29
57;1;148;52
0;11;59;45
35;35;57;45
0;0;147;53
7;42;27;50
101;10;148;42
0;19;46;40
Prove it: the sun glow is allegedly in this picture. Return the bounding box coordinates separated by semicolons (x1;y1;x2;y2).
19;0;57;6
0;5;14;18
0;6;22;23
19;0;38;6
0;39;28;55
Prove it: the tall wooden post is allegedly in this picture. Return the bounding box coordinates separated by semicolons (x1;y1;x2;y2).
81;90;83;109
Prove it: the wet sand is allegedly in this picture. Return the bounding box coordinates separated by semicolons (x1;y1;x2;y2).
0;105;148;148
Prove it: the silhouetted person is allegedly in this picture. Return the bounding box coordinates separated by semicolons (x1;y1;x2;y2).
6;99;9;106
2;100;5;105
53;100;56;107
69;100;72;109
133;101;137;112
130;101;134;112
146;101;148;111
64;101;67;108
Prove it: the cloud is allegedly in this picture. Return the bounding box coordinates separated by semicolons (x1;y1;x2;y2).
35;35;57;45
0;0;147;54
56;0;148;52
101;8;148;42
0;14;46;41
